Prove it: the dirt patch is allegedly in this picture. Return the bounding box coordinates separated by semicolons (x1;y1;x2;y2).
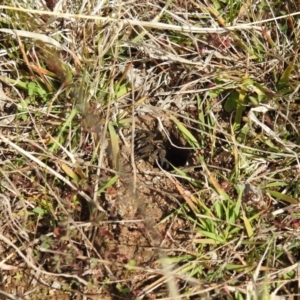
82;118;196;297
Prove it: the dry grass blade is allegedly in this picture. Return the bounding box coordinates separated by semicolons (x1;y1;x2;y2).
0;133;105;212
0;28;80;65
0;232;89;286
0;5;266;33
1;0;300;298
108;122;120;171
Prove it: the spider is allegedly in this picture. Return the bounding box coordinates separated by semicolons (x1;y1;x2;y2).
134;130;170;168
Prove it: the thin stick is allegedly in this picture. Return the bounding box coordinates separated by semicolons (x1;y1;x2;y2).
0;5;269;34
0;133;105;212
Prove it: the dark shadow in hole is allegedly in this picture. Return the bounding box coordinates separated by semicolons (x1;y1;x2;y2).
164;134;190;169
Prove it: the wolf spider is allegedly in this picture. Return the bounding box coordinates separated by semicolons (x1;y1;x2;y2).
134;130;169;168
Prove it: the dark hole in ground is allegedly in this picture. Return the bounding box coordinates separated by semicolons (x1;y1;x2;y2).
163;135;190;170
134;129;189;171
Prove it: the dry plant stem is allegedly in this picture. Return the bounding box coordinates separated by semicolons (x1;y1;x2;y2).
131;0;172;43
0;290;23;300
0;232;89;286
47;83;66;114
159;166;199;214
130;74;137;195
0;28;80;66
0;251;17;271
141;163;181;299
15;31;35;79
0;194;29;241
0;133;105;212
0;167;22;196
0;5;266;33
92;85;112;204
